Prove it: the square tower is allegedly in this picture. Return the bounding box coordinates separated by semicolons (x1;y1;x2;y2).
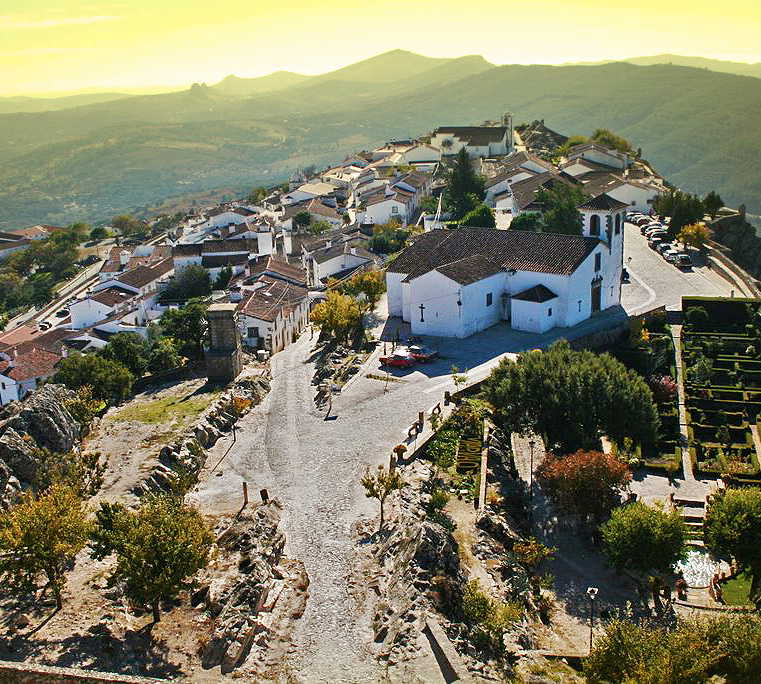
205;303;243;384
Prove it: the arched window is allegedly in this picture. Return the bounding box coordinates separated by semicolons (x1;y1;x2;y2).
614;213;621;234
590;214;601;236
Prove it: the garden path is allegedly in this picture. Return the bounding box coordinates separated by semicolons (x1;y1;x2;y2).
670;324;697;484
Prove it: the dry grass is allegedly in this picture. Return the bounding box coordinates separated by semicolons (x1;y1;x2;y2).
112;391;219;426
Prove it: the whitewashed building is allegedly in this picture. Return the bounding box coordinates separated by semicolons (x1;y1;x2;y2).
430;122;513;158
386;193;626;337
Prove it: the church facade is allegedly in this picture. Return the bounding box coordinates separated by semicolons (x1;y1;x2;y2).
385;193;626;338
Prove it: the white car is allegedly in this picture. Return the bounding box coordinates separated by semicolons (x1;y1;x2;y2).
663;248;680;262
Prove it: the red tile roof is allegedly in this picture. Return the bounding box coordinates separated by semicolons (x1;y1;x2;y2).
0;347;62;382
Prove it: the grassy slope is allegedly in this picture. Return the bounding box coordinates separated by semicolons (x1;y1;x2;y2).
1;55;760;227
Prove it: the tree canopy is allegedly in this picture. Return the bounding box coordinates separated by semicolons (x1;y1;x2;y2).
111;214;147;238
310;290;363;342
100;332;149;377
509;212;543;232
677;222;711;251
704;487;761;605
600;501;686;578
159;264;211;303
585;614;761;684
369;221;409;254
459;203;496;228
537;450;632;524
160;298;209;360
333;270;386;311
0;484;90;609
482;340;659;453
535;184;586;235
90;495;213;622
444;148;485;220
53;352;134;405
703;191;724;219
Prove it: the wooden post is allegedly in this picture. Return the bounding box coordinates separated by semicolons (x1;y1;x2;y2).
260;488;269;504
389;454;397;473
418;411;425;430
242;481;249;507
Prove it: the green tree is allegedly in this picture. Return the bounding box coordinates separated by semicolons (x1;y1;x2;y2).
213;266;233;290
585;614;761;684
293;211;311;229
247;186;268;204
159;264;211;303
445;148;485;220
703;191;724;219
510;212;543;231
310;290;363;342
160;298;209;360
89;226;108;241
601;501;686;586
100;332;149;377
482;340;659;453
590;128;634;153
90;495;213;622
459;203;496;228
677;222;711;251
307;220;332;235
361;464;404;531
704;487;761;606
147;336;182;373
111;214;146;238
461;579;522;655
537;450;632;525
535;184;586;235
53;352;134;405
335;270;386;311
63;385;106;436
370;222;410;254
0;484;91;610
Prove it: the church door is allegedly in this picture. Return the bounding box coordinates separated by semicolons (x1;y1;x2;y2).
591;280;602;313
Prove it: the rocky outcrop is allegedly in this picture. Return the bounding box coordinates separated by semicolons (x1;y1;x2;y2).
0;384;81;453
0;384;82;507
200;501;309;676
136;374;270;495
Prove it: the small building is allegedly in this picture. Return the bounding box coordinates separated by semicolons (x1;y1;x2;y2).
430;124;512;158
0;347;62;406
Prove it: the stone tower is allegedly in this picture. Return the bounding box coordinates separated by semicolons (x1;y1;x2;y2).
205;303;243;384
502;111;514;154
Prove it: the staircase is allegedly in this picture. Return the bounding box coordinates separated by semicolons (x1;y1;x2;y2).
674;497;705;545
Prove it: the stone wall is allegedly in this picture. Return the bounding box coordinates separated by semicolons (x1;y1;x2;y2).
711;213;761;284
0;661;163;683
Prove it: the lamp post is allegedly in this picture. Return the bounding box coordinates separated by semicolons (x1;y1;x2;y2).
587;586;599;654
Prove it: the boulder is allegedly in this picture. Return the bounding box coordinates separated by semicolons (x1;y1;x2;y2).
2;384;80;453
0;427;44;483
0;458;21;510
476;509;523;548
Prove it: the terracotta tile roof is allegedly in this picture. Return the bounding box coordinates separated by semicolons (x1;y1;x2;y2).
116;257;173;289
512;284;558;303
0;347;61;382
389;228;599;279
172;243;202;257
578;193;629;211
201;238;258;255
201;253;248;268
14;328;79;356
89;286;136;307
435;254;504;285
510;173;579;212
237;278;308;322
249;255;307;286
306;199;341;219
0;325;38;350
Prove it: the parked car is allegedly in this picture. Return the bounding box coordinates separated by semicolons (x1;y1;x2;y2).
675;253;693;270
642;224;664;235
38;321;52;331
408;345;438;362
657;242;675;255
635;217;652;226
621;268;630;283
380;352;416;368
663;248;681;262
645;228;668;239
54;308;69;318
648;237;664;249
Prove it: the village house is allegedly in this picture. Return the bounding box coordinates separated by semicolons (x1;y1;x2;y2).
387;192;626;337
429;116;514;158
236;275;310;353
0;232;31;261
0;347;62;406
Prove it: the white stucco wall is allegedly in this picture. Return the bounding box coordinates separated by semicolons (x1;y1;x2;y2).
386;271;405;316
69;299;115;329
511;297;557;334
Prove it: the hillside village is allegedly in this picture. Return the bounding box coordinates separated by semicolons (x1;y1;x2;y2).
2;113;761;683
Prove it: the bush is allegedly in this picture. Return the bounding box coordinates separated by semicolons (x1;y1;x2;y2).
461;579;522;655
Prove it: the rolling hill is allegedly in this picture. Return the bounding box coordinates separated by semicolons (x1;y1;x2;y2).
1;50;760;228
570;54;761;79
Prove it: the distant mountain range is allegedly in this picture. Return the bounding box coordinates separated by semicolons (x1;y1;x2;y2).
568;54;761;79
1;49;760;227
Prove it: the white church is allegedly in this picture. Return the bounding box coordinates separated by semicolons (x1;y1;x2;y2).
386;192;627;337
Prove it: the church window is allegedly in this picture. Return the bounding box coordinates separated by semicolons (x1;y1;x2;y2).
547;307;553;317
590;215;600;236
594;253;601;271
578;300;582;312
391;206;398;214
615;214;621;234
486;292;493;306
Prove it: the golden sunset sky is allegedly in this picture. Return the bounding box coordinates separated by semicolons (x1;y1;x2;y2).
2;0;760;95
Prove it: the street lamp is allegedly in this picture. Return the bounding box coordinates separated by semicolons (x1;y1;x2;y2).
587;586;599;654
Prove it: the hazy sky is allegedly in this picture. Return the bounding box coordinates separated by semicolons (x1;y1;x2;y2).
2;0;761;95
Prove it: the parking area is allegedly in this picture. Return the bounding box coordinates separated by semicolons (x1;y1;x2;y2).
622;221;734;314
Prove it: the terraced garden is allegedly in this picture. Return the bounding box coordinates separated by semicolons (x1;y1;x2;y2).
682;297;761;481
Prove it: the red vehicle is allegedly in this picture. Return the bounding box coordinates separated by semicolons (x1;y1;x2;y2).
380;352;416;368
408;345;438;362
